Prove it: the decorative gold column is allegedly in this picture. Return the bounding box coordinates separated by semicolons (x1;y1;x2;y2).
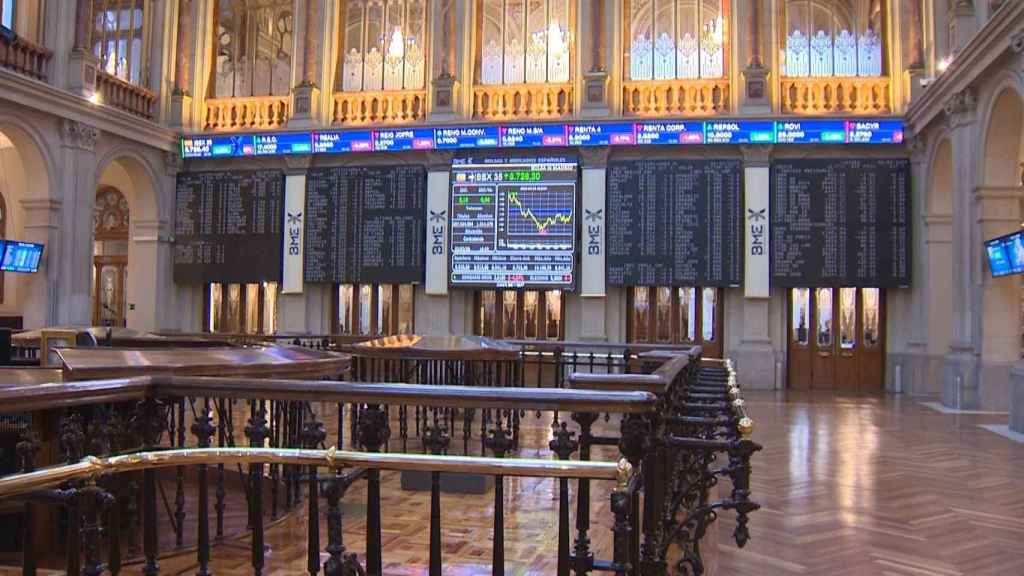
68;0;99;97
907;0;924;70
581;0;610;116
171;0;194;129
431;0;459;118
73;0;93;52
174;0;193;94
743;0;769;111
290;0;322;126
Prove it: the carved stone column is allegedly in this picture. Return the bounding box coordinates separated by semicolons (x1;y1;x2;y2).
68;0;99;97
581;0;610;116
734;145;776;390
19;198;61;328
171;0;194;129
742;0;769;112
577;147;610;340
291;0;321;127
941;89;981;409
56;119;100;326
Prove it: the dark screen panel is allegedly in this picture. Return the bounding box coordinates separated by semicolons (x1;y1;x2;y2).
606;159;743;287
304;165;426;284
174;170;284;283
771;158;911;288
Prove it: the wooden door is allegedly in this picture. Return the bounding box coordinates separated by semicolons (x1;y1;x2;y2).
787;288;813;390
858;288;885;390
835;287;860;391
788;287;886;391
810;288;836;389
92;256;127;327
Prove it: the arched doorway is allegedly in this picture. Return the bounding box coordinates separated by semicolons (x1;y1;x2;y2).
977;87;1024;374
92;186;129;327
95;152;159;331
0;122;55;329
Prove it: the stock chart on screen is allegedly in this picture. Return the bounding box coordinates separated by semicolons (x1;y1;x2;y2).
449;157;578;289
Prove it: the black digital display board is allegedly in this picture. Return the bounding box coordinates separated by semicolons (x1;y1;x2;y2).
771;158;911;288
174;170;283;283
449;157;578;289
304;165;426;284
606;159;743;287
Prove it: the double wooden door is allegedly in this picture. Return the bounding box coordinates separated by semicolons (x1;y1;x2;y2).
787;287;884;391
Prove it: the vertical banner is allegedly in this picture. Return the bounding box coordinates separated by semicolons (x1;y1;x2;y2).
581;168;606;297
744;165;770;298
425;170;449;295
281;173;306;294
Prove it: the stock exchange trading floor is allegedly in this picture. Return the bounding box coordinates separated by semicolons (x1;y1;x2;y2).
90;392;1021;576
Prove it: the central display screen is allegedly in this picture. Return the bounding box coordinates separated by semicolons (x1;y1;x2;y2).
449;156;578;289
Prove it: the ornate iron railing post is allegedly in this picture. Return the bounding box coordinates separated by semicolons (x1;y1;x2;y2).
571;411;599;575
301;417;327;576
549;421;579;576
191;399;217;576
245;404;271;576
133;398;165;576
357;404;390;575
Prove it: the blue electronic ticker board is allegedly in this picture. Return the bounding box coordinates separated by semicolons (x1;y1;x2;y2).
182;119;907;159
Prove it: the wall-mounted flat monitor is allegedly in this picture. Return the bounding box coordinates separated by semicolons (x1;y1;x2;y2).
0;241;44;273
0;238;44;272
448;156;578;290
986;231;1024;278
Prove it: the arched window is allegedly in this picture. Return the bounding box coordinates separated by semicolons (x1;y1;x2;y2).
340;0;427;92
94;187;130;241
1;0;13;30
92;0;153;86
477;0;573;85
212;0;294;98
781;0;884;78
625;0;728;81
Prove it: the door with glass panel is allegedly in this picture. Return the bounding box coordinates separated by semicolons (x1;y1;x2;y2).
627;286;723;358
787;287;884;391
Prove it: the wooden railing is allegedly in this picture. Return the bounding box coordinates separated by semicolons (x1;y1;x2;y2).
332;90;427;125
204;95;290;131
780;76;891;115
0;33;51;81
622;78;730;116
0;349;758;575
94;70;157;120
472;83;573;120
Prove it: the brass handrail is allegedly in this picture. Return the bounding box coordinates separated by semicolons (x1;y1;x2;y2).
0;448;628;499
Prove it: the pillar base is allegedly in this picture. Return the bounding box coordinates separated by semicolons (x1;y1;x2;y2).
580;70;610;117
1011;360;1024;433
288;82;320;128
169;91;193;130
67;49;99;99
430;74;460;121
941;345;979;409
733;340;776;390
742;65;770;113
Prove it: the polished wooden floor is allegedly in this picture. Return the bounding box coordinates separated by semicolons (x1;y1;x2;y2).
6;391;1024;575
